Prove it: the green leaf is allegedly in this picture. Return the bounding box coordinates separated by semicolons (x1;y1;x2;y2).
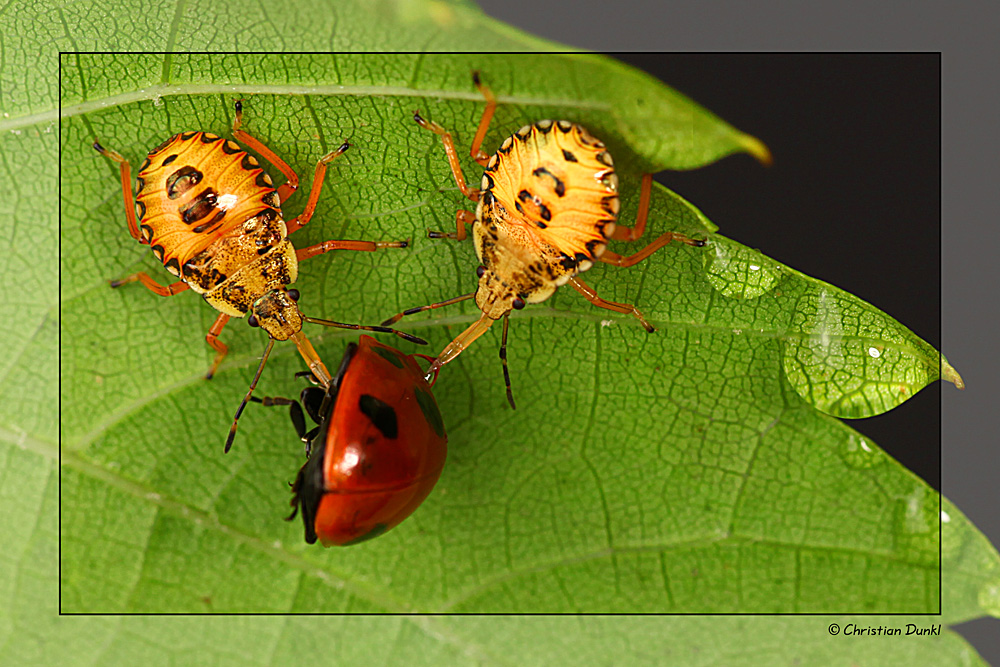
54;51;984;616
2;0;995;662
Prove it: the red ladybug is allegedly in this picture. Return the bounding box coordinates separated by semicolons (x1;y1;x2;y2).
257;335;447;546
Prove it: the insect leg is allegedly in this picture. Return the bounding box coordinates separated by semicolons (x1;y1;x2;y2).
93;141;141;241
284;141;351;234
469;71;497;167
295;237;408;262
231;100;301;203
110;272;190;296
568;277;655;333
428;210;476;241
413;111;481;202
204;313;231;380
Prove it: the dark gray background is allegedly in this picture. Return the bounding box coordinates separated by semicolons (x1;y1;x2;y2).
476;1;999;662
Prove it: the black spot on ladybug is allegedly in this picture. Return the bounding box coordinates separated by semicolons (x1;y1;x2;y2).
359;395;398;439
414;385;445;438
166;166;203;199
371;345;405;369
161;154;179;166
181;189;218;225
561;149;578;163
342;523;390;546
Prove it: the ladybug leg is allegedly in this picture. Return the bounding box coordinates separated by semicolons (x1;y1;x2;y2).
231;100;301;203
380;291;476;326
499;312;516;409
413;111;481;202
284;141;352;234
428;210;475;241
93;141;142;242
469;71;497;167
204;313;231;380
568;277;655;333
248;395;307;440
295;237;409;262
110;272;190;296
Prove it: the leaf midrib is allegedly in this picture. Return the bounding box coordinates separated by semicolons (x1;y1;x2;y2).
23;82;615;133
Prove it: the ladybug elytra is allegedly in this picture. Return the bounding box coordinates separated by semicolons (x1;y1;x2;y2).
384;73;705;406
255;335;447;546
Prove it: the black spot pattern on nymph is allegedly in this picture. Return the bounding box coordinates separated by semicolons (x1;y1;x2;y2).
560;254;577;270
134;200;146;219
165;257;180;274
140;224;153;242
515;202;524;214
255;172;272;189
240;154;259;170
180;131;198;141
532;166;566;197
151;244;164;260
134;176;145;194
200;133;220;143
150;136;175;154
166;166;203;199
585;240;601;257
358;395;398;439
221;140;241;155
517;190;532;203
192;209;226;234
161;154;178;166
561;149;578;163
262;191;279;208
539;204;551;221
181;189;218;225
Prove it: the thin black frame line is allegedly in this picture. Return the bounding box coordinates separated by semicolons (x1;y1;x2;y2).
56;51;945;617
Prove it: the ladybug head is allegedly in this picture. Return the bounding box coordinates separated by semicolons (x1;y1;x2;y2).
249;287;303;341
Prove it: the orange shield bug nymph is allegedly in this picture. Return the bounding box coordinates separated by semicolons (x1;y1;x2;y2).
93;100;425;451
384;73;705;407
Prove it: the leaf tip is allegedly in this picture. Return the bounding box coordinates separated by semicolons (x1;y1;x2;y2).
942;357;965;390
739;133;773;167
